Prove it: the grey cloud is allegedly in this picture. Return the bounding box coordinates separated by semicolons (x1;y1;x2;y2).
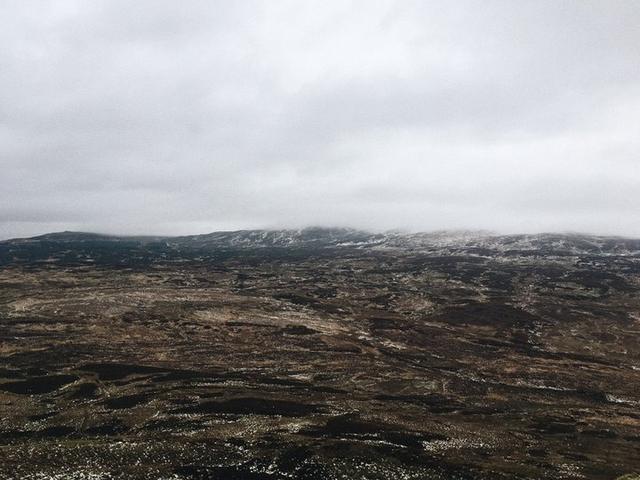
1;0;639;239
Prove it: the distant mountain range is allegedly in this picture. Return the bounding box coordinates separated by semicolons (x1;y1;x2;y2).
2;228;639;266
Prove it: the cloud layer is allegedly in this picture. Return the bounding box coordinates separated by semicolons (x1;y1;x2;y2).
2;0;639;239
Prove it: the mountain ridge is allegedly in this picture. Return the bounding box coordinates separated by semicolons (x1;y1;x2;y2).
2;227;640;268
4;226;640;245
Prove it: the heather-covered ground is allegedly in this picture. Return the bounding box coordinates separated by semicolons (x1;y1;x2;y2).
1;230;639;479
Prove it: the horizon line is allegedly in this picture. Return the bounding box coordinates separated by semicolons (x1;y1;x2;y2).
3;227;639;243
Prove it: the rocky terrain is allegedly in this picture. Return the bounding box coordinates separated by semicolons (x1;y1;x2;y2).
0;228;639;479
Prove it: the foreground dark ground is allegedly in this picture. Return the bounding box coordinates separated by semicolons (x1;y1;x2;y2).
0;229;639;479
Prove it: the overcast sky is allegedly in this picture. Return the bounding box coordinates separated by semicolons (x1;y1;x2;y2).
1;1;639;239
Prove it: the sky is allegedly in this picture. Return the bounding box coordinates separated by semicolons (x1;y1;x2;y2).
1;0;639;239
